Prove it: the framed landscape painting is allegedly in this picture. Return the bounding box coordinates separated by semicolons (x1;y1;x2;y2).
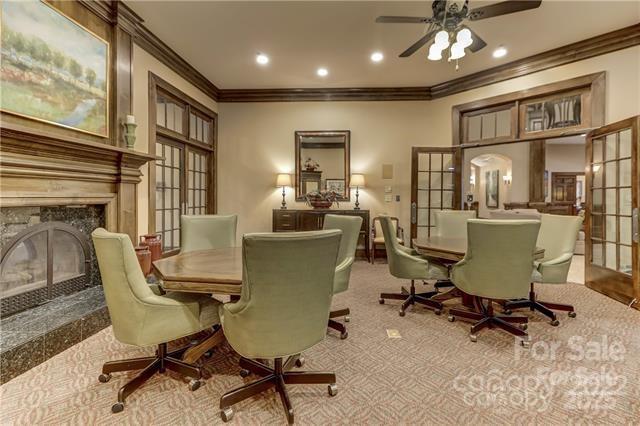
1;1;109;137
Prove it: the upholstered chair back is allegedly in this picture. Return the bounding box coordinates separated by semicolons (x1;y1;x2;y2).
180;214;237;253
323;214;362;294
433;210;476;238
451;220;540;300
537;214;583;262
91;228;160;346
220;230;341;359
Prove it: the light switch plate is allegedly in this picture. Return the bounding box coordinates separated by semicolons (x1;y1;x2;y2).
384;186;392;193
384;194;392;203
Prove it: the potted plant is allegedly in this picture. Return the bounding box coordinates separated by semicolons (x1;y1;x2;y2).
304;190;340;209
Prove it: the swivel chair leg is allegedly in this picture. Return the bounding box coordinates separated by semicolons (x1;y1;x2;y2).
379;280;443;316
100;342;203;413
503;283;575;325
221;357;336;424
327;308;350;339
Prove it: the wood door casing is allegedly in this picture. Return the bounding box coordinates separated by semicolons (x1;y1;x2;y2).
585;116;639;309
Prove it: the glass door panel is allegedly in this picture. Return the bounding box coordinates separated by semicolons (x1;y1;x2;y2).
411;147;461;239
155;139;184;252
585;116;639;308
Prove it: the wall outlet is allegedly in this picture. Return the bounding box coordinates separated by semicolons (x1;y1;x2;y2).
395;195;400;202
384;194;393;203
384;185;392;193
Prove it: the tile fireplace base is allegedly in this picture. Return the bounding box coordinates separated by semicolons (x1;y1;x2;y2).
0;286;109;384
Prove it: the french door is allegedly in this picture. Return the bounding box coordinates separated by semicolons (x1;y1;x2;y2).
410;147;462;239
155;137;211;253
585;116;639;309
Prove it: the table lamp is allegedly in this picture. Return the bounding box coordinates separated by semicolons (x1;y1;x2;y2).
276;174;292;209
350;174;365;210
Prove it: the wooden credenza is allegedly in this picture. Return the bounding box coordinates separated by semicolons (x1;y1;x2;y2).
272;209;370;260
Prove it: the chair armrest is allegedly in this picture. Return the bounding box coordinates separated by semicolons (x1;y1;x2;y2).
398;245;419;256
336;257;354;274
539;253;573;267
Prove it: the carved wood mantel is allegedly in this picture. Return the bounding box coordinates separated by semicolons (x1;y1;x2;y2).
0;123;156;241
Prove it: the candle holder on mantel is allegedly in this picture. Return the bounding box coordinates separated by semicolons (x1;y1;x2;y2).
123;115;137;149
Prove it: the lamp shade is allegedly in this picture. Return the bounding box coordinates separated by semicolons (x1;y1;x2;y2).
350;174;365;187
276;173;292;187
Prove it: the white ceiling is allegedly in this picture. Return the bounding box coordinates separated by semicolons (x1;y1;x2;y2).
127;1;640;89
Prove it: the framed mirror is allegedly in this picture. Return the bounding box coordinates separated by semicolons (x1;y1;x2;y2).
295;130;350;201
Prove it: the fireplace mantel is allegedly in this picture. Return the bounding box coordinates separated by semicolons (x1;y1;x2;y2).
0;123;156;241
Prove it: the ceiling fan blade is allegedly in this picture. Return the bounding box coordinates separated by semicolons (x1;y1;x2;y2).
376;16;430;24
468;0;542;21
399;29;438;57
461;25;487;52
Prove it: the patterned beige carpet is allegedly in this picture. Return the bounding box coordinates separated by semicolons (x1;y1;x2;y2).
1;262;639;425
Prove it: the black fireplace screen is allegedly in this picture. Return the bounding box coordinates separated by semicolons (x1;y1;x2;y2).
0;222;91;317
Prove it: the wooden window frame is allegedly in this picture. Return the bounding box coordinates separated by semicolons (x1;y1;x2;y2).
148;72;218;255
452;72;605;148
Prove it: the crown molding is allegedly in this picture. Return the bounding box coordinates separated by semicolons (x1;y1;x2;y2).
78;3;638;105
80;1;220;101
218;23;640;103
217;87;431;102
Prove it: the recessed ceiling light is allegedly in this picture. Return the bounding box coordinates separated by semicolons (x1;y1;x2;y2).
370;52;384;62
317;67;329;77
492;46;507;58
256;53;269;65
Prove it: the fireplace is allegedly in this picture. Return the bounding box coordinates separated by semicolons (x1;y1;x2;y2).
0;206;104;318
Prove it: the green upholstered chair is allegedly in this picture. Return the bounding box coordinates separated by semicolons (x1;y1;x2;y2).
433;210;477;238
370;216;404;263
180;214;237;253
504;214;583;325
447;220;540;344
431;210;477;289
91;228;221;413
323;214;363;339
218;230;342;424
377;216;447;316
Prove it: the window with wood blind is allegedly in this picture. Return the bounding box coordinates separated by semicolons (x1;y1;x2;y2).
149;73;217;254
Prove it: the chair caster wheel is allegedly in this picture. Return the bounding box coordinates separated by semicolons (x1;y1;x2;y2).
220;407;234;422
340;331;348;340
111;402;124;413
503;309;512;315
188;379;203;391
447;315;455;322
398;310;405;317
328;383;338;397
295;357;305;368
239;369;250;378
98;373;112;383
434;309;442;316
550;319;560;327
519;323;528;331
520;339;531;349
469;334;477;342
568;311;577;318
378;298;385;304
344;315;350;323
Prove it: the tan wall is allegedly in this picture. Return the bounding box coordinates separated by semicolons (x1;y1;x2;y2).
131;44;218;238
219;47;640;240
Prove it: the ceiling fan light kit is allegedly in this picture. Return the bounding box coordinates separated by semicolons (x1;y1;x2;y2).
377;0;543;67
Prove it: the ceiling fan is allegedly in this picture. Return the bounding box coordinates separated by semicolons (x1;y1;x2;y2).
376;0;542;61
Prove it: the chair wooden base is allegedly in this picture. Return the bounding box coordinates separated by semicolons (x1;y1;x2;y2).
328;308;350;339
503;283;576;326
220;357;337;424
99;342;202;413
379;280;443;316
449;297;529;344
